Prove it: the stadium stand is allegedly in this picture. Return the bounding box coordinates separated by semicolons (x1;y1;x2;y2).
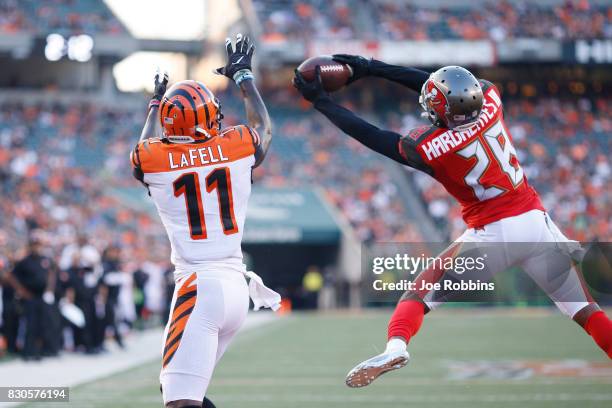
254;0;612;41
255;0;360;41
0;0;126;35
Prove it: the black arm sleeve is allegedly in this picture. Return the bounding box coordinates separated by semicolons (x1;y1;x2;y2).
313;96;431;173
369;60;429;92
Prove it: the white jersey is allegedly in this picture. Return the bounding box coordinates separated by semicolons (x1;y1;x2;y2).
131;125;261;277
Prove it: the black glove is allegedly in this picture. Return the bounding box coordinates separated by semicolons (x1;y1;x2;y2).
152;70;169;101
215;33;254;81
332;54;371;84
293;66;328;103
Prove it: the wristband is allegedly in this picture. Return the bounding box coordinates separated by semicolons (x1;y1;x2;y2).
233;69;255;86
148;99;160;110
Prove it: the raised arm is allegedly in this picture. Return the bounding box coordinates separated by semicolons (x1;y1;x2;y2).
293;68;431;174
215;34;272;167
332;55;429;93
238;77;272;167
139;71;168;142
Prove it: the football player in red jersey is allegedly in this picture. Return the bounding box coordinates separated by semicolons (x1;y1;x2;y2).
293;55;612;387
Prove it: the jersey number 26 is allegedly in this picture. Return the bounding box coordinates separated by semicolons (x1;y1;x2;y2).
457;120;524;201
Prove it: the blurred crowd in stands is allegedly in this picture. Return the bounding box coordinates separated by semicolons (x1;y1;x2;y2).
1;0;609;40
256;0;611;41
246;111;422;243
0;0;125;35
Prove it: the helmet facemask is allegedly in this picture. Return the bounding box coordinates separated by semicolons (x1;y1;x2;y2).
419;79;448;128
194;97;223;140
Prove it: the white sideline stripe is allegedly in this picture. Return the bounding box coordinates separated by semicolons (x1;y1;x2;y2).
0;312;277;408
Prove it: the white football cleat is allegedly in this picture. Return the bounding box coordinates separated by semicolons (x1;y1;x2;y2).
345;349;410;388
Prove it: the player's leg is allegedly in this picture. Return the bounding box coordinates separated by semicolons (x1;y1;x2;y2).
346;222;515;388
200;276;248;407
346;239;481;387
214;276;249;362
160;274;224;407
524;256;612;358
574;303;612;359
522;245;612;359
520;213;612;359
344;291;424;388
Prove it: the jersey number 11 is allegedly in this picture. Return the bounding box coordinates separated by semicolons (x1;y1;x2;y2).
173;168;238;240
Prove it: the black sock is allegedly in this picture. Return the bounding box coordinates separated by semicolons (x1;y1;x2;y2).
203;397;216;408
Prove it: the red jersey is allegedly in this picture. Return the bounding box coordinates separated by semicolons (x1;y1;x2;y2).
400;80;544;228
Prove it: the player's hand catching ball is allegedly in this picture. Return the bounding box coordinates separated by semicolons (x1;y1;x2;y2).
152;70;169;101
293;66;328;103
215;33;255;83
332;54;371;84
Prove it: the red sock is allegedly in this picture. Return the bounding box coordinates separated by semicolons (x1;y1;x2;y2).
585;311;612;359
387;300;425;343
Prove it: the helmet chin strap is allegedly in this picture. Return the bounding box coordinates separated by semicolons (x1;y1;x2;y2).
452;120;479;131
195;127;214;139
165;127;215;144
166;135;196;144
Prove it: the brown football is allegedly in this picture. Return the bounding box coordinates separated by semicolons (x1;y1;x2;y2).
297;55;352;92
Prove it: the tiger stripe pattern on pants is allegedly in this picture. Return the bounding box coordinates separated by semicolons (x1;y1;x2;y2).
163;273;197;368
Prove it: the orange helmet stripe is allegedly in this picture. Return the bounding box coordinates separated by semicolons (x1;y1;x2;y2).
184;83;210;126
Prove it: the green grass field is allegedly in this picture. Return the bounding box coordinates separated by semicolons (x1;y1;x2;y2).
25;309;612;408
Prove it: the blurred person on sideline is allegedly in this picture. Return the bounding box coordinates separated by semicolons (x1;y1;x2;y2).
302;266;323;309
5;233;57;360
99;245;125;348
116;261;137;330
0;249;14;354
59;234;102;277
63;236;103;354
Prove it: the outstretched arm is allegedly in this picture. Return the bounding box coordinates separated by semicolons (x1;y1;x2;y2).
238;76;272;167
293;68;431;174
215;34;272;167
369;60;429;92
332;55;429;92
314;96;405;164
139;71;168;142
139;106;159;142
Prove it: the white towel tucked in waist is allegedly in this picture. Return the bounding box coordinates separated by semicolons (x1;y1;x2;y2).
174;261;281;311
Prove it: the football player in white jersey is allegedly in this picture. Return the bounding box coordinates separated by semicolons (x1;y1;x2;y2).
131;34;279;408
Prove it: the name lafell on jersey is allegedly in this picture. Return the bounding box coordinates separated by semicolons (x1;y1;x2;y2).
168;145;229;169
421;88;503;161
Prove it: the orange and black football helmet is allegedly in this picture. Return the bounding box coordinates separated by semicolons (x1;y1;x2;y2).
159;80;223;142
